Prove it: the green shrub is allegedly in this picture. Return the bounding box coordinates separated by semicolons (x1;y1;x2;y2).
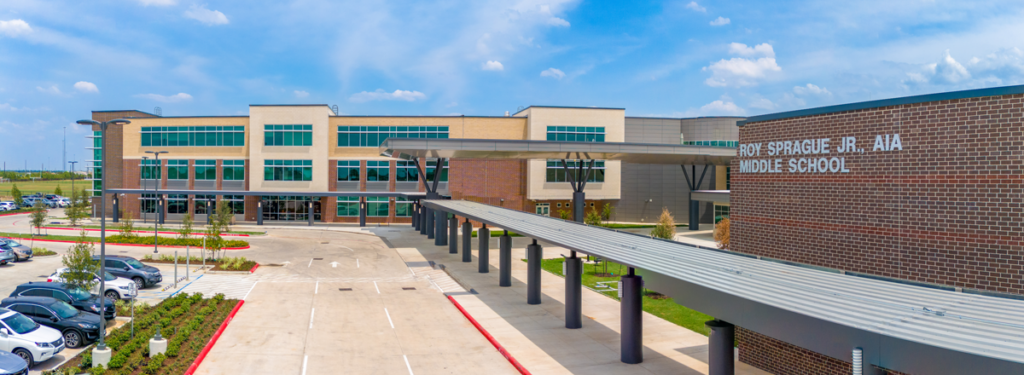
89;364;105;375
584;209;602;226
105;234;247;248
144;353;165;374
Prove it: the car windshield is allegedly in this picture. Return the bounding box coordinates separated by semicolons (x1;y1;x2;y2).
5;239;21;247
49;301;79;319
68;287;92;301
2;313;39;334
123;258;145;269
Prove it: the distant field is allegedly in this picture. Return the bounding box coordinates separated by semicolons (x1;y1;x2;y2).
0;180;87;200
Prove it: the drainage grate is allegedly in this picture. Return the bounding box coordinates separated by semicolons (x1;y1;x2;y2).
402;287;416;291
313;258;323;260
338;288;352;291
320;241;329;244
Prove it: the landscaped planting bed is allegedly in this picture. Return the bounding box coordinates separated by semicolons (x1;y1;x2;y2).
142;255;257;272
44;292;240;375
0;232;248;248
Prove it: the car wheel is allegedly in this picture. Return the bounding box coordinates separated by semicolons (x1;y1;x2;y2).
105;290;120;301
133;277;146;288
64;329;83;348
12;348;33;367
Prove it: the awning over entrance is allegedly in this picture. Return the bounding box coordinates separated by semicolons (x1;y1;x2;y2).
379;138;735;165
422;199;1024;375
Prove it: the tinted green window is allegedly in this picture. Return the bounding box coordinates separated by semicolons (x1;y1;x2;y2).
546;126;605;143
426;159;448;182
367;161;390;181
337;161;360;181
396;161;419;182
264;160;312;181
336;196;359;217
367;197;389;217
264;125;313;146
139;126;244;147
167;160;189;180
337;126;449;147
195;160;217;180
545;160;605;183
223;160;245;181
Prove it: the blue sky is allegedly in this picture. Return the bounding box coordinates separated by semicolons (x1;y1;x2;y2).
2;0;1024;168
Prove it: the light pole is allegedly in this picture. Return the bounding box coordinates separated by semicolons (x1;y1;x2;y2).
68;161;78;198
75;118;131;356
145;151;168;254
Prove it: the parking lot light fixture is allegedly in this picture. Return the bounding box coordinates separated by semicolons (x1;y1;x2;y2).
145;151;168;254
75;118;130;351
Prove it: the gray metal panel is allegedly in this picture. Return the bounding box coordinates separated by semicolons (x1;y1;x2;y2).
337;181;359;191
395;181;419;192
222;181;244;190
420;200;1024;375
691;190;729;203
166;180;187;189
194;180;216;190
365;181;389;192
381;139;735;166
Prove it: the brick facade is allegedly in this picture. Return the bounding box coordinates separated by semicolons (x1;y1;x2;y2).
733;94;1023;373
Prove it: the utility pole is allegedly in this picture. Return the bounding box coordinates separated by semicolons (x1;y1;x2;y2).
63;127;66;172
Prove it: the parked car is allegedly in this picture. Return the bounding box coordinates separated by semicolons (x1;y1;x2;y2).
17;198;36;209
48;268;137;301
0;350;29;375
0;240;31;262
8;283;114;320
93;255;162;288
0;307;64;367
0;246;13;266
56;198;70;208
42;196;63;209
0;202;16;212
0;297;97;349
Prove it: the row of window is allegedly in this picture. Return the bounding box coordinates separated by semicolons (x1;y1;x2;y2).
338;126;450;147
264;160;312;181
337;196;413;217
682;140;739;147
545;160;606;183
336;160;447;182
140;126;247;147
139;194;245;215
546;126;607;142
264;125;313;146
139;160;245;181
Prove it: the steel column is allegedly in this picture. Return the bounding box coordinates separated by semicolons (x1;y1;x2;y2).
499;231;511;287
112;196;119;223
256;201;263;226
706;320;735;375
565;254;582;329
573;191;585;223
689;198;700;231
359;198;366;227
308;201;314;226
420;206;429;235
435;209;447;246
448;216;458;254
158;196;165;225
478;225;490;273
425;206;434;239
527;240;543;305
462;220;472;263
621;268;643;364
411;203;418;228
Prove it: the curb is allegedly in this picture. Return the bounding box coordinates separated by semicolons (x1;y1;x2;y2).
0;236;250;250
248;263;259;273
39;226;251;237
0;212;31;217
446;295;531;375
184;299;244;375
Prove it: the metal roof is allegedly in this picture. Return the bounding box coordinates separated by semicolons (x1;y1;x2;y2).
422;199;1024;375
379;138;735;165
106;189;434;199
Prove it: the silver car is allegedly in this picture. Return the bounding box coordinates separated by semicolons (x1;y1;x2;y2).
0;239;31;262
0;202;15;211
0;245;14;265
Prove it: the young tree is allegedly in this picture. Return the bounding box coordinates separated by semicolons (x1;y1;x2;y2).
11;184;22;207
29;201;47;236
118;210;136;238
214;202;233;233
204;218;224;261
55;185;63;196
601;203;614;221
61;230;100;292
78;188;91;216
179;213;194;240
558;209;572;220
714;218;730;250
584;208;602;226
650;207;676;240
65;189;81;226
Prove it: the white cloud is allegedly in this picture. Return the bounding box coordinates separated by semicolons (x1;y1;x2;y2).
931;50;970;84
184;5;229;26
349;89;427;103
685;2;707;12
793;83;831;97
703;42;781;87
294;90;309;98
74;81;99;93
539;5;570;27
540;68;565;80
482;60;504;71
700;98;746;115
710;17;731;26
36;85;61;95
748;97;776;110
0;103;17;111
135;93;193;103
137;0;176;6
0;19;32;37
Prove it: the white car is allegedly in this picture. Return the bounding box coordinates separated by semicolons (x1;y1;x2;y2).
0;307;65;367
56;198;70;208
48;269;138;301
0;202;15;211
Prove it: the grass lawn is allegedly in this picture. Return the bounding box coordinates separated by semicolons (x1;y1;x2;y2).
471;229;524;237
0;231;249;248
598;223;690;229
0;179;83;200
47;223;265;235
529;257;714;336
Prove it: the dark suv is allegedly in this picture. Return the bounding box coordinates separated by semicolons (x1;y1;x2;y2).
94;255;162;288
9;283;114;320
0;296;100;348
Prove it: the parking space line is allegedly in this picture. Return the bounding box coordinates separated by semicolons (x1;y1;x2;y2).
404;355;414;375
384;308;394;329
302;355;308;375
307;258;313;267
373;281;380;294
315;281;319;294
309;308;315;329
356;259;359;268
243;281;258;300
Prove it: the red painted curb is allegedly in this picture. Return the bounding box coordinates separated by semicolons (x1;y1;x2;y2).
0;212;31;217
248;263;259;273
40;226;250;237
184;300;245;375
447;295;531;375
0;236;250;250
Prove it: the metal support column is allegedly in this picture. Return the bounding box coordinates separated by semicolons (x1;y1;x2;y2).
435;209;447;246
425;206;434;238
499;231;511;287
420;205;429;235
705;320;735;375
411;203;418;228
448;216;458;254
682;164;710;231
565;254;582;329
573;191;585;223
256;201;263;226
478;224;489;273
359;198;366;227
112;196;119;223
158;196;165;225
462;219;472;263
308;201;314;226
527;240;543;305
621;268;643;364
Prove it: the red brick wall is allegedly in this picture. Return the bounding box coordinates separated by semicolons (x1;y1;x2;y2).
450;159;527;210
733;94;1023;374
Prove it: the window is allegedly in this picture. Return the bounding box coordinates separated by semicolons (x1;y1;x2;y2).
88;131;103;196
714;204;730;223
395;199;412;217
337;126;449;147
545;160;605;183
426;159;448;182
167;160;189;180
223;160;245;181
140;194;157;214
140;126;245;147
264;124;313;146
264;160;312;181
140;159;161;180
682;140;739;147
367;161;390;182
367;197;389;217
336;196;359;217
546;126;605;142
194;195;215;214
195;160;217;180
167;194;188;214
337;161;360;181
396;160;419;182
261;196;320;221
726;167;731;190
536;203;550;215
224;195;244;214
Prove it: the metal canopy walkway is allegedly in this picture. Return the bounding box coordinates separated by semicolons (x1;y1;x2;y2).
422;199;1024;375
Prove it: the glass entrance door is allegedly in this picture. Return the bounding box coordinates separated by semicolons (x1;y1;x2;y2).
261;196;321;221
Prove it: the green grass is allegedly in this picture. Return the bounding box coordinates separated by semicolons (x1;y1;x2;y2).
470;230;524;237
0;232;249;248
46;223;264;235
31;247;57;256
528;257;714;336
597;223;689;229
0;180;83;200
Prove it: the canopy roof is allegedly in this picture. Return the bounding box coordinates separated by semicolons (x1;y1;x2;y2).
380;138;735;165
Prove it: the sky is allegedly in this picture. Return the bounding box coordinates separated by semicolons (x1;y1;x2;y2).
2;0;1024;169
